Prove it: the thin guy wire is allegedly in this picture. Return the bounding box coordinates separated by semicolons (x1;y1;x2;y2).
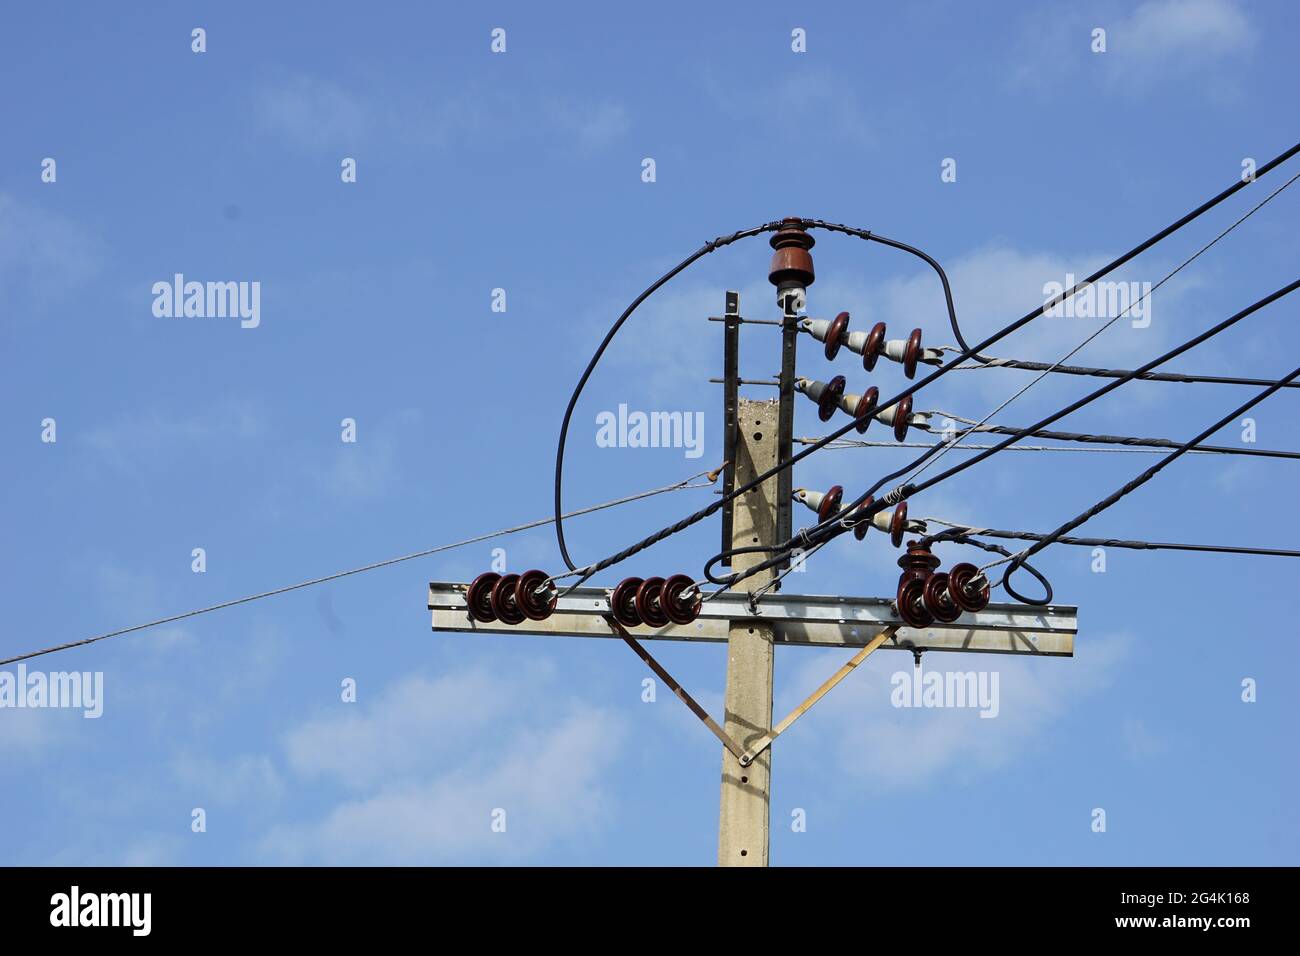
0;471;717;667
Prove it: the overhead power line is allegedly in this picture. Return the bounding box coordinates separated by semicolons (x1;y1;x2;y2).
996;360;1300;603
804;437;1246;456
922;518;1300;559
0;469;720;668
918;411;1300;461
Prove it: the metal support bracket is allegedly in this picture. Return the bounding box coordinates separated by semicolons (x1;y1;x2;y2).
738;626;896;766
603;614;744;758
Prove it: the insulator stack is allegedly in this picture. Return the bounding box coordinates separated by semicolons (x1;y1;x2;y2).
465;569;559;624
608;574;703;628
798;376;921;441
890;546;991;629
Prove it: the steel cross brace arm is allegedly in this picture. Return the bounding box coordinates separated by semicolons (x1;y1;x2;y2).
737;626;896;767
603;615;744;759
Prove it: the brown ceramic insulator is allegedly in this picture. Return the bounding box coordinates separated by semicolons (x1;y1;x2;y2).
862;321;887;371
895;538;939;591
610;577;645;627
896;578;935;628
490;573;526;626
893;393;913;442
922;571;964;623
768;219;816;291
902;328;923;379
467;572;502;623
852;495;875;541
816;484;844;524
824;311;850;361
515;569;557;621
661;574;702;625
947;563;990;613
635;576;670;629
818;375;846;422
890;501;911;548
852;386;879;434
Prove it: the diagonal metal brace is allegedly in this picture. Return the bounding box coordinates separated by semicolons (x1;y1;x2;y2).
737;626;897;767
603;614;744;759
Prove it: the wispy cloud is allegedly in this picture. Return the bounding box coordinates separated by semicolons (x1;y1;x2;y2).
256;73;630;154
782;634;1127;791
0;194;104;319
259;663;625;863
1010;0;1256;94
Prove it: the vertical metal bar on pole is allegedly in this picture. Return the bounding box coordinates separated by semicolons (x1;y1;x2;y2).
775;299;798;579
717;397;778;866
719;291;740;566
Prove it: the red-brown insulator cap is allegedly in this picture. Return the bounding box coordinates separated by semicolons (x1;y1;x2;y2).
768;219;816;290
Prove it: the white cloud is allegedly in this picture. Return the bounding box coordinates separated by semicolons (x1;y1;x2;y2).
0;194;103;317
80;399;267;474
174;752;285;806
259;663;625;863
1010;0;1256;93
256;74;629;153
257;75;370;150
779;633;1127;791
1118;0;1255;63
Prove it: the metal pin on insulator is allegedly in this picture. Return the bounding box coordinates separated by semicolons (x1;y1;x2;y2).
922;572;965;623
842;321;888;372
490;573;527;626
610;576;645;627
847;498;921;545
467;572;502;623
795;376;847;422
837;385;879;434
636;577;671;629
878;328;944;379
793;485;844;524
515;569;558;621
946;563;990;613
661;574;703;625
799;312;850;361
873;394;930;442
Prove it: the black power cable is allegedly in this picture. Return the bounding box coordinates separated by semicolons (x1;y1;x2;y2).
917;419;1300;461
999;361;1300;604
950;352;1300;389
554;141;1300;582
925;523;1300;559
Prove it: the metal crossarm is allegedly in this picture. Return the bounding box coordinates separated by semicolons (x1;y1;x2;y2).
429;583;1077;657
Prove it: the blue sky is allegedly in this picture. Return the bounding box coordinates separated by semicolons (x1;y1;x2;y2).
1;0;1297;865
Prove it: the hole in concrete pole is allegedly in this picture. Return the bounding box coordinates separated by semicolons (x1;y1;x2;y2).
740;849;748;857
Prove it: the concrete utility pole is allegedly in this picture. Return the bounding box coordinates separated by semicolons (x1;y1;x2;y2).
717;397;779;866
